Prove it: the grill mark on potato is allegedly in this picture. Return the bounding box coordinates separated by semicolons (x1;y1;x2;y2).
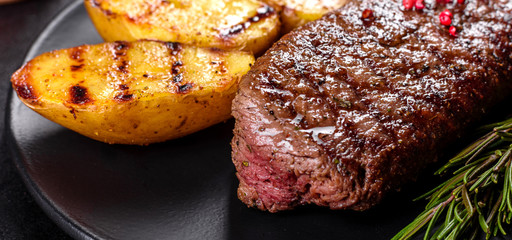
118;60;130;74
125;2;160;23
91;0;100;7
172;60;182;74
165;42;182;55
110;42;131;79
219;5;276;38
91;0;114;16
113;41;130;58
115;84;133;102
70;64;85;71
70;47;85;61
209;48;224;53
14;82;37;100
177;83;193;93
114;93;134;102
173;73;183;83
69;85;92;105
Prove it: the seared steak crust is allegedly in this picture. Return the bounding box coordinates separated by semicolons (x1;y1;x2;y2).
232;0;512;212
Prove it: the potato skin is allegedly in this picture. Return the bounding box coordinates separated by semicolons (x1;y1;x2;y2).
11;40;254;145
85;0;281;56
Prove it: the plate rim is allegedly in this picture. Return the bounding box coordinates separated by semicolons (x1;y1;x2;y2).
6;1;97;239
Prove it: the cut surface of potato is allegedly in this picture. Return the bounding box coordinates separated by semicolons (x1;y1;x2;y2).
11;40;254;145
85;0;280;55
264;0;347;33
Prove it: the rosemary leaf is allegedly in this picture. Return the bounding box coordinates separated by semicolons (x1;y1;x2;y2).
393;116;512;240
462;186;474;217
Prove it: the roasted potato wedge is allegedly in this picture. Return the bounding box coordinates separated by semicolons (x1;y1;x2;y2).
264;0;347;33
11;40;254;145
85;0;280;55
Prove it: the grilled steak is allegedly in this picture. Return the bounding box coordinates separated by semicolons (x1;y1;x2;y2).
231;0;512;212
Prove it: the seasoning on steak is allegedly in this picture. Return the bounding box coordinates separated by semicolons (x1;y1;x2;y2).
231;0;512;212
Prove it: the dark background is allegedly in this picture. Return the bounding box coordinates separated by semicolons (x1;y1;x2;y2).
0;1;510;240
0;0;73;239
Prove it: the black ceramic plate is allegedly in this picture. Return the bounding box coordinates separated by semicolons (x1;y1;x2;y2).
7;1;504;240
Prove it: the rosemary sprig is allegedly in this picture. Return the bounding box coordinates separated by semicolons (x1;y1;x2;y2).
393;117;512;240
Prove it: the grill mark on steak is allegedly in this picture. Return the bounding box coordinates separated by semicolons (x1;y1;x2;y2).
231;0;512;212
277;32;404;157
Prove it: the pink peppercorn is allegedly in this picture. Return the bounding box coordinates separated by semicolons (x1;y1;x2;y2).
441;9;453;18
439;10;452;26
439;14;451;25
449;26;457;36
415;0;425;9
362;9;374;20
403;0;415;10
